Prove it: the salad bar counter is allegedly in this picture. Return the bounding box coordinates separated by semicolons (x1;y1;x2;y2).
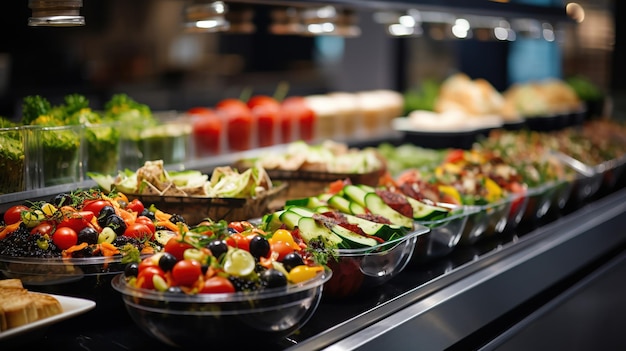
2;162;626;350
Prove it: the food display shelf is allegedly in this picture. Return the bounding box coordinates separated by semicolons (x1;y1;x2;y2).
4;169;626;350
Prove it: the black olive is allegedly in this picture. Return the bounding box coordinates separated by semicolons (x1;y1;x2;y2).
124;262;139;277
158;252;178;272
260;269;288;289
227;227;238;234
281;252;305;272
77;226;99;245
105;214;127;235
140;208;155;220
168;214;186;225
248;235;270;259
97;205;116;227
51;193;73;207
206;239;228;260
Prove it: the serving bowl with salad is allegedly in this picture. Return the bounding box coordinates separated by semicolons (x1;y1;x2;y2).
112;219;331;348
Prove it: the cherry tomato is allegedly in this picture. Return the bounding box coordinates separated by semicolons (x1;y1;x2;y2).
123;222;154;240
445;149;465;163
271;240;295;261
200;276;235;294
225;232;251;251
3;205;29;225
164;236;195;261
126;199;145;214
58;211;95;233
52;226;78;250
171;259;203;287
228;221;253;233
138;255;160;272
81;199;112;216
30;221;55;236
135;216;156;234
136;266;166;290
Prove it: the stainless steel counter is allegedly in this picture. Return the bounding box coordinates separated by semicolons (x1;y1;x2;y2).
3;158;626;351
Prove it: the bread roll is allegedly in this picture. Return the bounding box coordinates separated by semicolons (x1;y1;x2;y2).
0;279;63;331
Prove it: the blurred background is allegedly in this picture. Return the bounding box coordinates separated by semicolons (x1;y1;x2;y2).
0;0;618;119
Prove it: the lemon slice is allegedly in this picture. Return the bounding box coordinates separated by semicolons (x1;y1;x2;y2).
223;248;255;277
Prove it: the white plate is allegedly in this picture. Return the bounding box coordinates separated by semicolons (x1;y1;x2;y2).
0;293;96;341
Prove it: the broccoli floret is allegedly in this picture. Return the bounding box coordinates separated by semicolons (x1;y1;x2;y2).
0;117;18;128
22;95;52;125
104;93;152;119
63;94;91;117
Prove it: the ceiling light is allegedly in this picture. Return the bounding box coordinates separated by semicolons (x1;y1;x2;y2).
28;0;85;27
183;1;229;33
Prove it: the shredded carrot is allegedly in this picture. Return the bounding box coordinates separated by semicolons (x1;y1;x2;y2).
100;242;120;256
141;246;155;255
117;209;137;227
62;242;89;258
154;209;172;222
156;220;185;234
0;222;22;240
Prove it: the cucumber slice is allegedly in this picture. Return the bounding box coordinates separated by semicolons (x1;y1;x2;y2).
364;192;414;228
406;196;450;221
285;206;316;217
327;195;352;214
342;185;369;207
296;216;344;248
342;213;408;241
285;196;326;210
278;210;303;230
261;210;285;232
330;224;378;248
349;201;367;215
357;184;376;193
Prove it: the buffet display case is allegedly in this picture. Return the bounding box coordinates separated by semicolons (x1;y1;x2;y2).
2;0;620;350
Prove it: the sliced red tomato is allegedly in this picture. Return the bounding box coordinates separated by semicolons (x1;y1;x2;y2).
52;226;78;250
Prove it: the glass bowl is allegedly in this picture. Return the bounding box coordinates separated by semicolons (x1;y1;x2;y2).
410;205;478;264
111;268;332;348
459;197;512;245
0;254;140;312
323;224;430;299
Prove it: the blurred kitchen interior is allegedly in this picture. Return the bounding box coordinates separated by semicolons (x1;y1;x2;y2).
0;0;621;120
